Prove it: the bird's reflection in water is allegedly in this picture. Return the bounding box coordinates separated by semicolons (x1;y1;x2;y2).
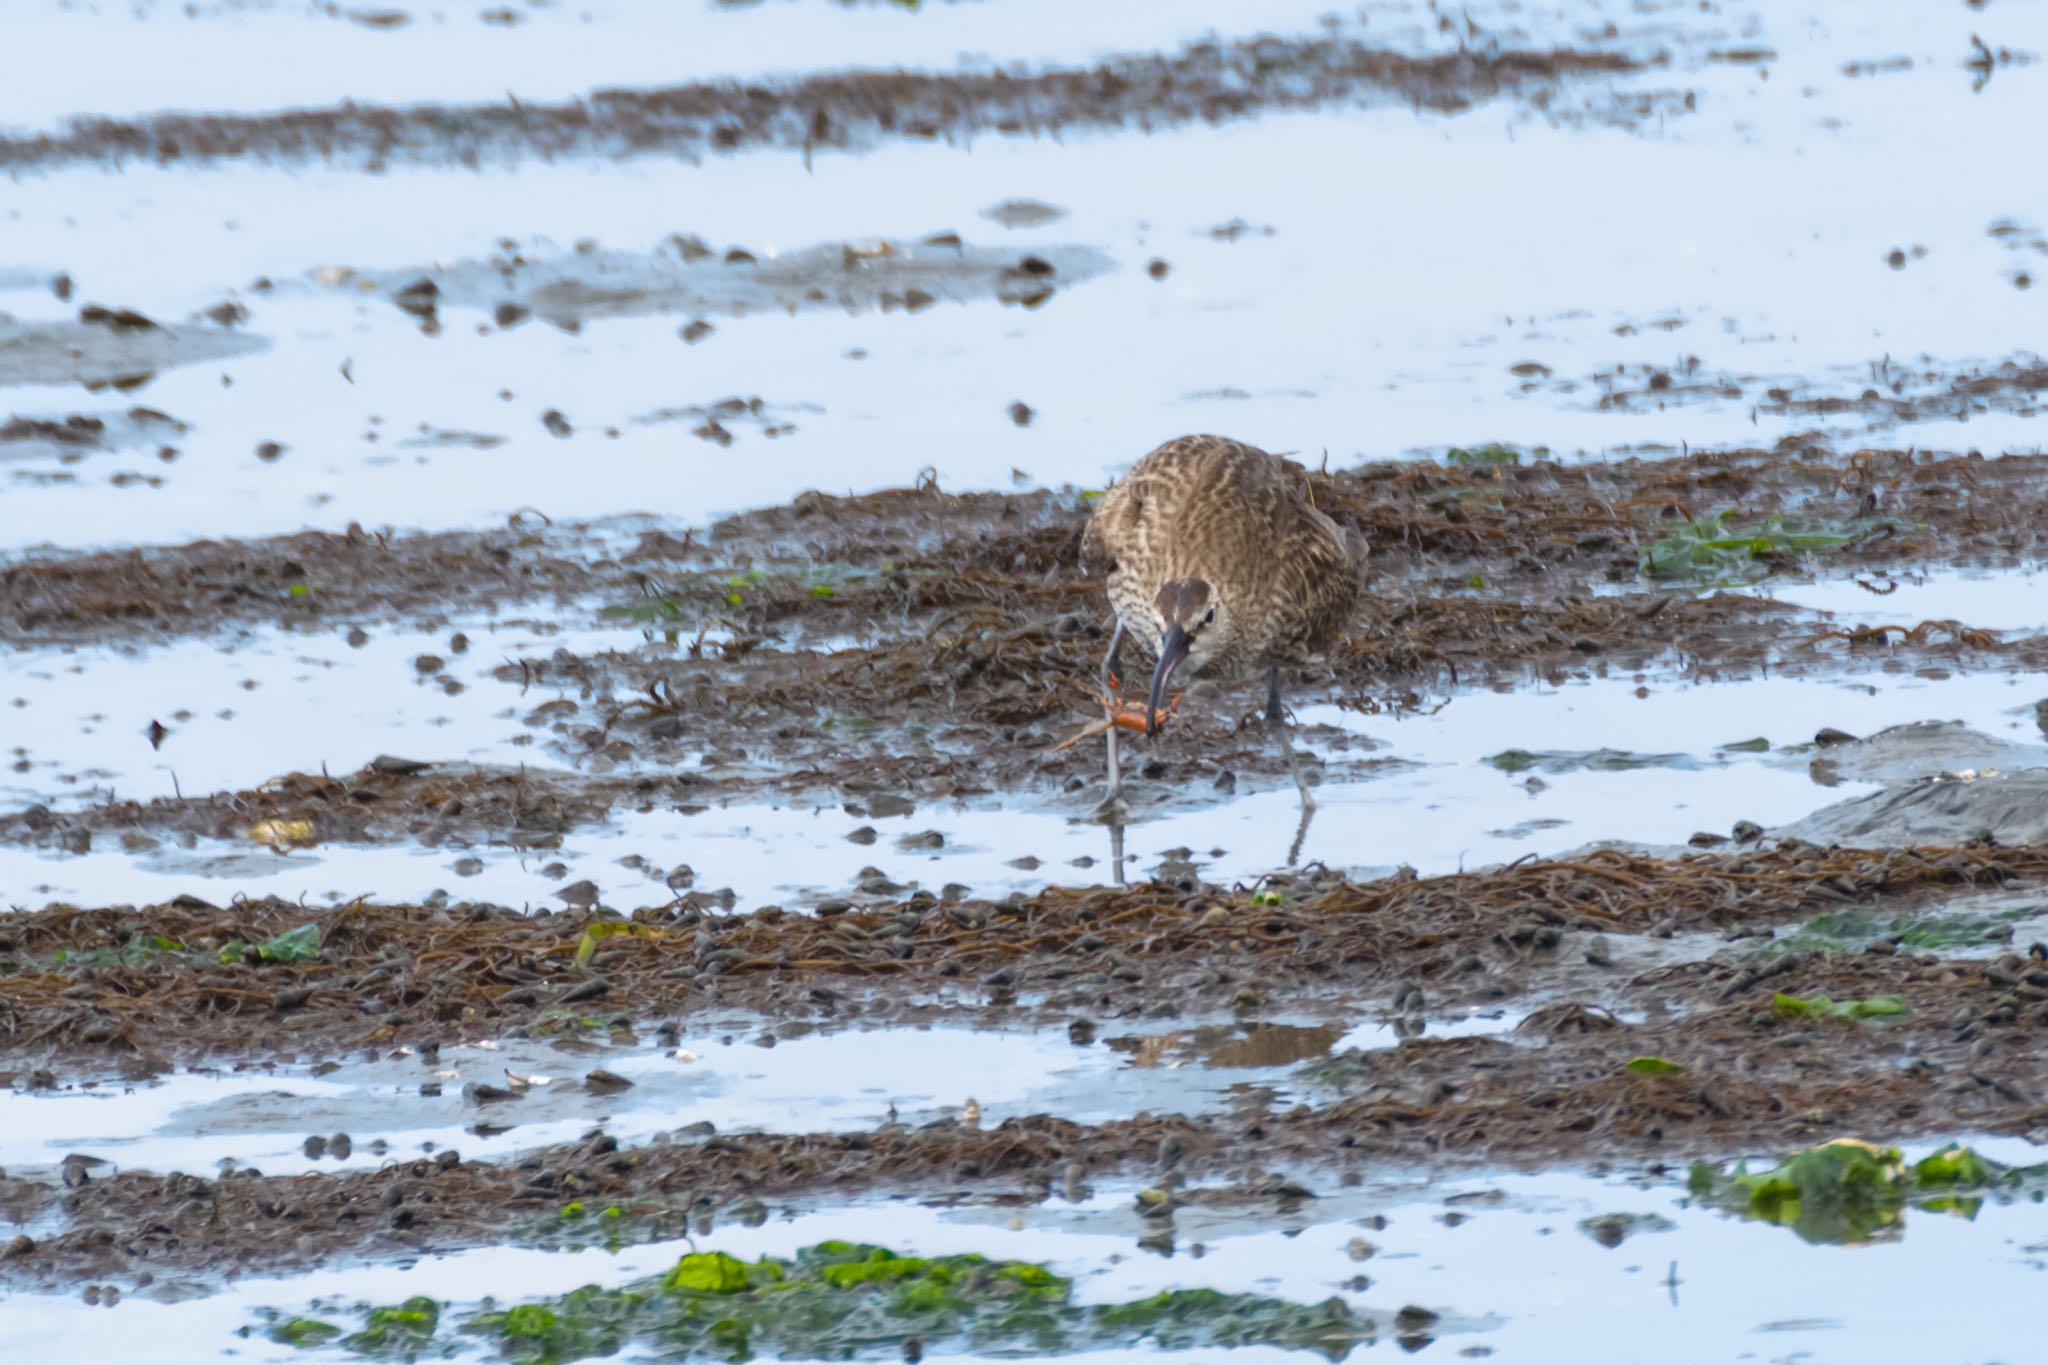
1107;1021;1347;1070
1098;795;1314;886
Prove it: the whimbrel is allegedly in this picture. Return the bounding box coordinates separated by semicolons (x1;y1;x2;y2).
1081;434;1366;820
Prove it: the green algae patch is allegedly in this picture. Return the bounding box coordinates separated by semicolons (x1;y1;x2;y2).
1758;903;2042;956
665;1251;758;1294
218;921;322;965
45;931;189;971
599;561;891;626
1623;1056;1686;1076
1444;442;1521;469
1914;1143;1997;1188
298;1240;1394;1362
345;1296;441;1354
269;1317;343;1347
1772;991;1907;1021
1091;1287;1372;1354
1484;747;1694;775
1688;1141;2048;1245
1640;510;1911;583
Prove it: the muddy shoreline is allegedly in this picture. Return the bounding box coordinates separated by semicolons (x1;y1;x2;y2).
9;0;2048;1347
5;840;2047;1287
15;442;2048;648
0;841;2034;1063
0;37;1656;173
8;443;2048;823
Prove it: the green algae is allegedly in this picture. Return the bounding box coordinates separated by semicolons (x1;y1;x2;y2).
216;921;322;965
1640;510;1910;583
1771;991;1907;1021
291;1240;1390;1362
600;561;890;625
1484;747;1695;775
268;1317;343;1347
1623;1055;1687;1076
1687;1141;2048;1245
1443;443;1521;469
1757;903;2041;956
345;1296;441;1355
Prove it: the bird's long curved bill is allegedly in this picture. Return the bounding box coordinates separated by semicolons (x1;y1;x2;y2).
1147;624;1190;737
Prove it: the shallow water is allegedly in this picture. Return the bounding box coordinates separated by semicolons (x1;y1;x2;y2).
0;0;1383;128
7;0;2048;1357
9;657;2047;909
4;2;2045;552
1759;566;2048;632
6;1150;2048;1362
0;1010;1512;1177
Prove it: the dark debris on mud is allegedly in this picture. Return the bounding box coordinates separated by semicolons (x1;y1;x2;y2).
1;520;596;643
0;762;667;856
1567;354;2048;433
443;438;2048;809
0;36;1655;173
11;442;2048;811
1;843;2035;1065
7;843;2048;1287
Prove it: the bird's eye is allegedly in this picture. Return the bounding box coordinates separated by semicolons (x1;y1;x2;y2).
1203;608;1215;624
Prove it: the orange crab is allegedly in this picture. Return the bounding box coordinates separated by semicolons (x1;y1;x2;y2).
1046;676;1181;754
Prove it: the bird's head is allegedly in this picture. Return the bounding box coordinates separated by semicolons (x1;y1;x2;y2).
1147;576;1224;735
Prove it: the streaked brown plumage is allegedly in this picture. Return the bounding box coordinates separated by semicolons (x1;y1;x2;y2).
1081;434;1366;812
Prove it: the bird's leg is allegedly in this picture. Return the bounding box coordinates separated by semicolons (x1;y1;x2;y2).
1102;620;1125;693
1268;669;1317;864
1267;667;1317;813
1095;621;1129;822
1286;800;1314;868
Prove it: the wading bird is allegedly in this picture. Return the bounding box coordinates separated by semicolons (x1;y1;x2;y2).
1081;434;1365;840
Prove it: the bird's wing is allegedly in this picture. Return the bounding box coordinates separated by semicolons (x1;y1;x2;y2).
1081;476;1150;575
1284;503;1367;652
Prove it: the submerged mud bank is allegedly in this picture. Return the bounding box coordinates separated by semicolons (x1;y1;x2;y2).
0;311;267;391
1554;355;2048;435
0;36;1655;173
6;843;2048;1286
322;238;1115;331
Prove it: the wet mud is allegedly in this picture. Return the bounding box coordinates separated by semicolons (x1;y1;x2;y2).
1;841;2035;1064
321;238;1114;330
0;761;667;856
11;0;2048;1326
1;520;600;639
0;406;189;470
0;35;1656;173
11;442;2048;817
1780;767;2048;847
6;841;2048;1286
1564;354;2048;434
19;440;2048;645
0;312;267;391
